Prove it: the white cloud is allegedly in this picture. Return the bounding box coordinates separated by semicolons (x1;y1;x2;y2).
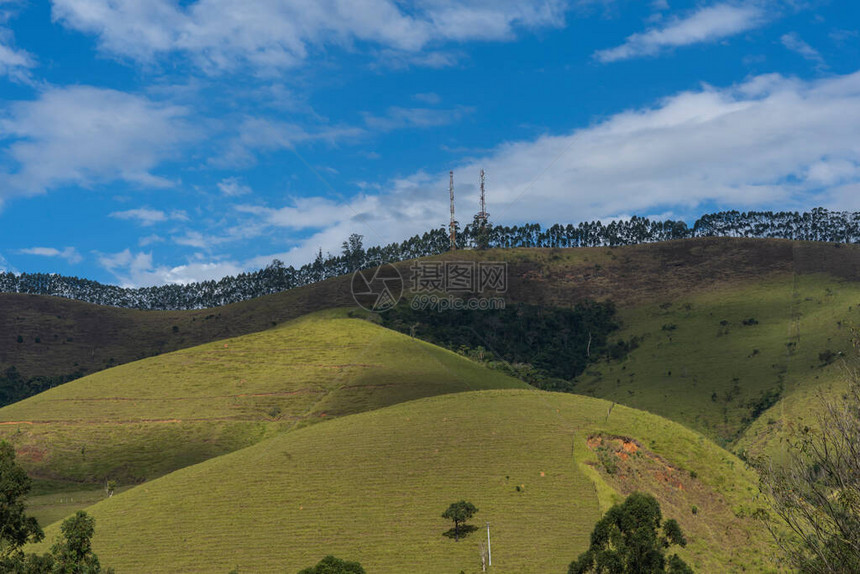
781;32;825;66
0;86;195;198
594;3;766;62
110;207;188;226
50;0;567;73
239;70;860;269
217;176;252;196
98;248;242;286
18;246;83;264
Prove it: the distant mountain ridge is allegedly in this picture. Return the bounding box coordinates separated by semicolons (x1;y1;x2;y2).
2;207;858;311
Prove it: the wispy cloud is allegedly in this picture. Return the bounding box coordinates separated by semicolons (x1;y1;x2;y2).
217;177;252;197
0;4;35;82
781;32;825;67
594;3;766;63
138;234;164;247
110;208;188;226
362;106;474;131
18;246;82;264
0;40;34;81
210;117;365;169
235;197;352;231
413;92;442;105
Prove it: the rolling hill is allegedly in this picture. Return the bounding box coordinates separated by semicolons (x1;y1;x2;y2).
32;390;778;574
0;310;528;486
573;272;860;448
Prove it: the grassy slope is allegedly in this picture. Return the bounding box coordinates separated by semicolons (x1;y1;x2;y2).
34;390;776;574
574;273;860;448
735;357;852;462
0;310;527;484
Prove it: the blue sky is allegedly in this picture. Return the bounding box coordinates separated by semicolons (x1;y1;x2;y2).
0;0;857;286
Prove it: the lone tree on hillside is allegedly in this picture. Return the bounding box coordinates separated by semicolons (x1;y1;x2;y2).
50;511;105;573
0;441;44;558
754;338;860;573
297;555;365;574
442;500;478;542
569;492;692;574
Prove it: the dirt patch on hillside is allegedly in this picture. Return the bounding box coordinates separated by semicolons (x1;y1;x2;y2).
15;445;46;462
587;435;683;488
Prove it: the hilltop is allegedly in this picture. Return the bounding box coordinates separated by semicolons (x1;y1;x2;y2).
32;390;778;574
0;310;527;486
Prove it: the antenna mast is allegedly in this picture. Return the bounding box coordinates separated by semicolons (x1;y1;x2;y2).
449;170;457;251
476;168;489;225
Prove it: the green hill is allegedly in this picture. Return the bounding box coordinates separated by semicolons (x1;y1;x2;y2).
33;390;777;574
573;272;860;451
0;310;527;486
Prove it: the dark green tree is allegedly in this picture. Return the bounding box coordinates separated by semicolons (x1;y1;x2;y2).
297;555;366;574
1;511;112;574
569;492;692;574
471;215;492;250
0;441;44;558
342;234;366;273
1;551;55;573
50;511;105;573
442;500;478;542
